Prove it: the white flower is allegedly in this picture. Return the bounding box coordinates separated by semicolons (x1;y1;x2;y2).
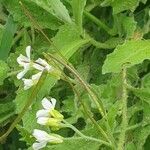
17;46;32;79
22;72;42;90
36;98;64;130
33;58;52;72
32;129;63;150
36;98;56;118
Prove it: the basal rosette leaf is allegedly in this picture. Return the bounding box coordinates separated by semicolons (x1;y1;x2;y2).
102;40;150;74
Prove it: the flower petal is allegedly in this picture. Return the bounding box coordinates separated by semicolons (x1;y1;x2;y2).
42;98;56;110
32;142;47;150
26;45;31;59
37;117;49;126
17;69;28;79
34;58;52;72
31;72;42;81
36;109;49;118
33;129;50;142
50;98;56;108
17;54;29;66
22;78;34;90
33;63;44;71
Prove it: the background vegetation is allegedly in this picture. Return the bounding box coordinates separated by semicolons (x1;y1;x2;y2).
0;0;150;149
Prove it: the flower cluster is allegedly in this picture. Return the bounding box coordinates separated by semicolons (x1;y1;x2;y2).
17;46;64;149
17;46;52;90
32;98;64;150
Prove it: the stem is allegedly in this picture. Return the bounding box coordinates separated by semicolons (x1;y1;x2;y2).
114;123;142;134
12;28;25;46
64;137;111;146
63;120;112;148
89;37;123;49
83;10;116;36
31;26;35;44
90;38;115;49
0;71;47;143
117;67;128;150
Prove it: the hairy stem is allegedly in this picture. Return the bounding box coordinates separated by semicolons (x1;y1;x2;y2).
63;120;112;148
117;67;128;150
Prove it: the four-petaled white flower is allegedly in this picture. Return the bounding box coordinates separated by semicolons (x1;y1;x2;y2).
22;72;42;90
32;129;63;150
17;46;32;79
36;98;64;129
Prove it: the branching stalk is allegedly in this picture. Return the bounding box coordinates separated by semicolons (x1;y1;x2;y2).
44;53;106;117
83;10;116;36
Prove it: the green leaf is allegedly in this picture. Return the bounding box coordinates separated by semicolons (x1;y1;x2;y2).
2;0;61;30
47;0;72;23
14;75;56;132
0;15;17;60
132;88;150;105
126;142;137;150
114;14;137;38
142;73;150;88
22;76;56;132
134;125;150;149
0;25;4;41
50;24;89;58
102;40;150;74
0;60;9;85
102;0;140;14
107;101;121;129
14;89;31;113
31;0;72;23
16;125;35;145
72;0;86;33
0;101;15;125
